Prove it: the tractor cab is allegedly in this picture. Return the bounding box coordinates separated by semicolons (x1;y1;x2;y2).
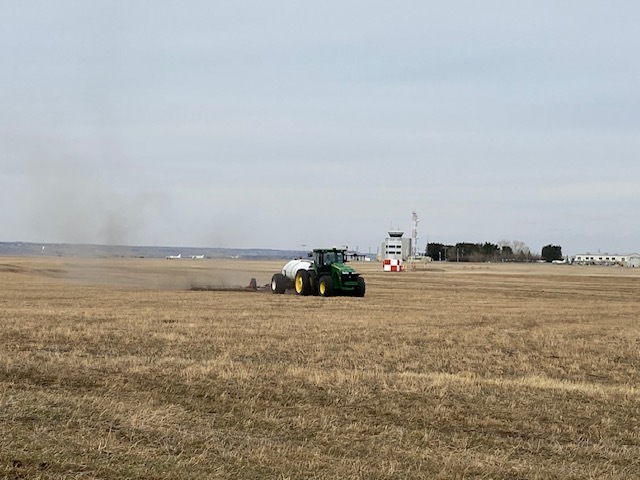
312;248;346;272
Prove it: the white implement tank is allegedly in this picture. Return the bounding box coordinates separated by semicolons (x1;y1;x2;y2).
282;259;313;280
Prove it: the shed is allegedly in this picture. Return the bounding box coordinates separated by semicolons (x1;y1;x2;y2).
627;254;640;268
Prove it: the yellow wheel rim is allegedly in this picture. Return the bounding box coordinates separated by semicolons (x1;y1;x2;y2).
319;282;325;295
295;275;303;293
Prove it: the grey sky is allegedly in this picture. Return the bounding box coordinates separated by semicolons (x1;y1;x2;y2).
1;1;639;254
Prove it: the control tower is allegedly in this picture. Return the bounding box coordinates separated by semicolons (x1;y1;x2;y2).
380;229;412;271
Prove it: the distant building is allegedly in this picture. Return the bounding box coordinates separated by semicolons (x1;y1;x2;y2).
380;230;413;262
628;254;640;268
573;253;640;267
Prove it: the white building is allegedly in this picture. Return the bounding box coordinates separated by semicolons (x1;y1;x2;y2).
380;230;412;261
573;253;640;267
627;254;640;268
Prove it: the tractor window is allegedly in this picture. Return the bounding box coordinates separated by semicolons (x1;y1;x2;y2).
316;251;345;266
324;251;344;265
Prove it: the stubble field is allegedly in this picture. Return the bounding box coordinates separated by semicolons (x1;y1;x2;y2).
1;257;639;479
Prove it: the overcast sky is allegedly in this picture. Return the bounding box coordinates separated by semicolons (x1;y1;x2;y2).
1;1;639;254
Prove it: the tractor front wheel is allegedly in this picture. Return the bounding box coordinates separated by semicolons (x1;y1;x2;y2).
318;275;334;297
354;276;366;297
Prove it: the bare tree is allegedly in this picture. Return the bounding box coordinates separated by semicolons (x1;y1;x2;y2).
511;240;530;256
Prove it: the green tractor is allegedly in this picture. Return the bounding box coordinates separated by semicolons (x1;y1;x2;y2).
271;248;366;297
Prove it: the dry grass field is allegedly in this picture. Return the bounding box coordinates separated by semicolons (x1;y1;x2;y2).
1;256;639;479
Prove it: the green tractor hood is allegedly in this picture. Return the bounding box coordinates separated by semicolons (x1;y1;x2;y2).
332;262;360;287
332;262;357;274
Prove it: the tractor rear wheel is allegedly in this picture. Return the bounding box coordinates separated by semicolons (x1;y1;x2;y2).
271;273;287;294
309;274;319;296
318;275;334;297
294;270;312;296
354;276;366;297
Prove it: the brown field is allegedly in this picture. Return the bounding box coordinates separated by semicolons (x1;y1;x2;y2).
1;257;639;479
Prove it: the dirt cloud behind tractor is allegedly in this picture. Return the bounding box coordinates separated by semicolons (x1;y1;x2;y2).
24;150;168;246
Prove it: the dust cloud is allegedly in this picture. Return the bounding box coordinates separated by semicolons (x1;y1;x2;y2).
26;151;168;247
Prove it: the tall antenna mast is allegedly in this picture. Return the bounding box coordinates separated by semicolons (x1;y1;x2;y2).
411;211;419;258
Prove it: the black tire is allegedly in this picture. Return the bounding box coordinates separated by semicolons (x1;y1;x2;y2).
294;269;312;296
271;273;287;294
354;276;366;297
309;273;319;296
318;275;334;297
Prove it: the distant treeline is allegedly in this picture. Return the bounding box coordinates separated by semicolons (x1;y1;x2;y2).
426;241;562;262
